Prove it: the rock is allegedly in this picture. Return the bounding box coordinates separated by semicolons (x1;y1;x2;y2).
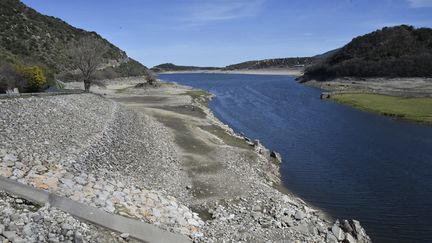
294;210;305;220
349;220;371;243
14;162;25;169
22;224;32;236
280;216;294;227
188;218;200;227
60;178;75;188
0;149;6;157
326;232;339;243
3;231;16;241
120;233;130;239
48;237;60;243
252;205;262;212
98;191;109;201
345;233;357;243
74;231;83;243
0;224;4;234
270;151;282;163
61;223;73;231
13;237;26;243
332;224;346;241
3;154;17;162
294;222;310;235
74;176;87;185
0;167;12;177
151;208;161;218
8;222;18;231
341;219;354;233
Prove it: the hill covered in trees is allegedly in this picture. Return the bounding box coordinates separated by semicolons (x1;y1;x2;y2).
303;25;432;80
223;57;316;70
0;0;151;84
151;57;321;73
151;63;220;73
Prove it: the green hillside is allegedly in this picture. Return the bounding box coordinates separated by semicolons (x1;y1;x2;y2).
151;63;220;73
0;0;150;82
303;25;432;80
223;57;315;70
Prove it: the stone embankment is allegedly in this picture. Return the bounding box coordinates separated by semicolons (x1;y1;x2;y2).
0;191;129;242
0;94;203;240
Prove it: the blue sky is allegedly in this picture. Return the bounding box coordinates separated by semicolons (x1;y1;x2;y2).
22;0;432;67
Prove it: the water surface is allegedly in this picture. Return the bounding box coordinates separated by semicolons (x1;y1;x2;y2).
160;73;432;242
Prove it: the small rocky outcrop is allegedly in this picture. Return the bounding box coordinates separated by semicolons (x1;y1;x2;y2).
270;151;282;163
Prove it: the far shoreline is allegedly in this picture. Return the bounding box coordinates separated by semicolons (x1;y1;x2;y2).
156;68;304;77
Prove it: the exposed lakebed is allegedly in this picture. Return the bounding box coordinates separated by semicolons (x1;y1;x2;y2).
160;73;432;242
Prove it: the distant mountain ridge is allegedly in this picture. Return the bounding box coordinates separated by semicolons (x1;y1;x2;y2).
0;0;151;80
223;57;315;70
151;56;328;73
303;25;432;80
151;63;220;73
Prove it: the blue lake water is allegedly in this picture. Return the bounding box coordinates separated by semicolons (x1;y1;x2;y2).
160;73;432;242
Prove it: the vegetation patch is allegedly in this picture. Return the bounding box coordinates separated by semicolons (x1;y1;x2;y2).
182;90;212;100
331;93;432;124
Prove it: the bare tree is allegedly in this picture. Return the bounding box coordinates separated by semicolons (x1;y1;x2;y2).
68;36;107;92
0;63;21;93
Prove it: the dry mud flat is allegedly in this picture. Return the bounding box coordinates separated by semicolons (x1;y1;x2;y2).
0;78;371;242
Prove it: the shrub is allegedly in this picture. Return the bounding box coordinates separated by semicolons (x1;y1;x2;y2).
17;65;48;92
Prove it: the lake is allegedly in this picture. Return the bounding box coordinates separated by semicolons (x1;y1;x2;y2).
160;73;432;242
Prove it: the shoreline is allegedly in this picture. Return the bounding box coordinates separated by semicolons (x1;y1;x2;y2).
304;78;432;124
95;77;370;242
0;77;370;242
156;68;304;77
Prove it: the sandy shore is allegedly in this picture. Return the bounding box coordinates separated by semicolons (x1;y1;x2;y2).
157;68;304;77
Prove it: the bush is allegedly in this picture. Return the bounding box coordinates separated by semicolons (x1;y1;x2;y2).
17;65;48;92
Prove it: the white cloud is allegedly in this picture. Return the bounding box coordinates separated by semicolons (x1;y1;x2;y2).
180;0;265;27
407;0;432;8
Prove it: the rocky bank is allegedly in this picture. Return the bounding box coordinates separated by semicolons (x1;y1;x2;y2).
0;79;371;242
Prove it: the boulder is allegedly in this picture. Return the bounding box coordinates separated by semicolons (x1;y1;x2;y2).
332;224;345;241
294;210;306;220
345;233;358;243
326;232;339;243
341;219;354;234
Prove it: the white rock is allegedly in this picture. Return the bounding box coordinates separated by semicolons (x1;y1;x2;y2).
332;224;346;241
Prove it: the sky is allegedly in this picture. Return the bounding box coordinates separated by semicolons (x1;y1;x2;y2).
22;0;432;67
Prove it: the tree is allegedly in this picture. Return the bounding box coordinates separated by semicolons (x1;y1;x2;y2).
68;36;107;92
0;63;19;93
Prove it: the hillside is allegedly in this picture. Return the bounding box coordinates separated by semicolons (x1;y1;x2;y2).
151;63;220;73
0;0;151;81
303;25;432;80
151;57;318;74
223;57;315;70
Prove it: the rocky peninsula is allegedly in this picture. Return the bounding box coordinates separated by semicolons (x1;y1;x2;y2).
0;77;371;242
